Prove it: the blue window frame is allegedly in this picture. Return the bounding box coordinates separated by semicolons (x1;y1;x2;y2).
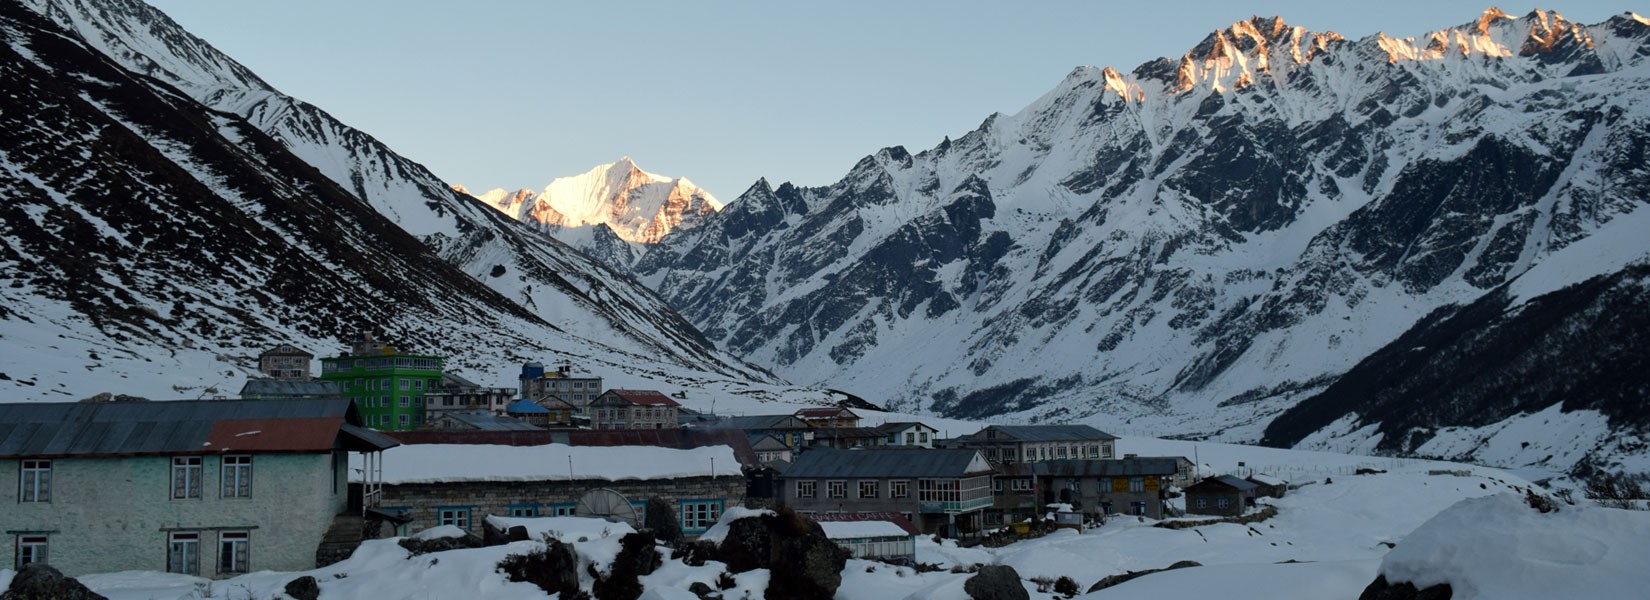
548;502;576;517
678;499;724;534
435;506;473;530
506;504;539;518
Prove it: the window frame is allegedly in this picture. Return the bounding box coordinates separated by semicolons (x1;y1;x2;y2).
15;535;48;569
827;480;846;498
171;457;202;500
437;507;472;530
217;531;250;574
858;480;879;499
891;480;909;498
796;480;816;499
221;455;253;498
678;499;723;533
19;459;51;503
167;532;200;575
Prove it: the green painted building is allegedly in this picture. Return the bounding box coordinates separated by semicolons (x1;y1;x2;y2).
320;341;444;432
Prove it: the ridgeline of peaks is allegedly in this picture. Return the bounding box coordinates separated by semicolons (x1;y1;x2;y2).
636;6;1650;474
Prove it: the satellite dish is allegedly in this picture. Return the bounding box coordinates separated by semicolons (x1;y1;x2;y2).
575;488;639;527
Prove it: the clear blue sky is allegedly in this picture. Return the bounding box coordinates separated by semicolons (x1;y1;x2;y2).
146;2;1628;200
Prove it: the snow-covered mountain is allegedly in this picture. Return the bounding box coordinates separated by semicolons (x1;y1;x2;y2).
4;0;779;399
636;8;1650;472
457;159;721;269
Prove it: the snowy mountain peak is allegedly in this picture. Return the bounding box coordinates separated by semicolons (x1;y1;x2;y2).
462;158;722;245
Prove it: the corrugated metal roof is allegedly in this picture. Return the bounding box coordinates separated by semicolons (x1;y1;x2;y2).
795;407;858;418
0;399;357;458
604;389;680;407
1187;475;1259;492
505;400;550;414
875;422;935;433
238;378;340;398
957;425;1119;443
813;512;921;536
812;427;888;439
783;448;989;479
385;428;760;467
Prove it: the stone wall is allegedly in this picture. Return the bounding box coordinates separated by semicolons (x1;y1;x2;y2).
378;475;747;535
0;452;347;577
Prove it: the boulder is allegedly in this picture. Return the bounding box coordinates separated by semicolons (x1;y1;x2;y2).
705;507;847;600
1086;560;1202;593
282;576;320;600
1358;575;1453;600
1;563;106;600
398;532;483;555
594;532;662;600
963;564;1029;600
497;538;586;600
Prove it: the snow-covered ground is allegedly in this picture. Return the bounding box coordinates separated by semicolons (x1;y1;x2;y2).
22;433;1646;600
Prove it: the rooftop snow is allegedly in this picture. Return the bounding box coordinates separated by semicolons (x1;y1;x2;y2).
356;443;740;484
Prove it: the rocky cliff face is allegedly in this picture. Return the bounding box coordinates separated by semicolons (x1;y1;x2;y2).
637;9;1650;470
4;0;777;399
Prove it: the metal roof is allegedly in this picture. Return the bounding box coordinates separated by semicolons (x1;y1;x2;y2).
238;378;340;398
783;448;991;479
875;422;936;433
505;400;551;414
385;428;760;467
996;457;1182;478
603;389;680;407
813;512;921;536
957;424;1119;443
795;407;859;419
1186;475;1260;492
0;398;362;458
442;372;480;389
812;427;888;439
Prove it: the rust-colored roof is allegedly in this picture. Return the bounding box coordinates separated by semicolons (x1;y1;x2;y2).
604;389;680;407
205;418;343;453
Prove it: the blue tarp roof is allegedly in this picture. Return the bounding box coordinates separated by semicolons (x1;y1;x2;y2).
506;399;550;414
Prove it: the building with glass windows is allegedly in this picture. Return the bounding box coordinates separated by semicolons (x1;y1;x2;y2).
0;399;396;577
320;338;445;431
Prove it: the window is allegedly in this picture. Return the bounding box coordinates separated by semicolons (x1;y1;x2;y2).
1129;478;1144;493
398;414;410;428
171;457;202;499
218;531;249;574
15;535;47;569
859;481;879;498
1217;497;1231;509
882;480;906;499
992;479;1003;492
679;500;723;533
168;532;200;575
1088;445;1100;459
904;432;915;444
508;505;539;518
1194;497;1207;509
549;503;576;517
796;481;816;499
1011;479;1032;492
919;431;929;442
221;455;252;498
438;507;471;530
827;481;846;498
1130;502;1147;516
19;460;50;503
413;379;423;391
400;396;410;408
1057;446;1068;458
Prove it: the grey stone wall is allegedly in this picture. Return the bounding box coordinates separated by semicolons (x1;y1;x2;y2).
378;475;746;535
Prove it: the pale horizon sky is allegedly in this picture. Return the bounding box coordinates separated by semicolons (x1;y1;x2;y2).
146;2;1632;200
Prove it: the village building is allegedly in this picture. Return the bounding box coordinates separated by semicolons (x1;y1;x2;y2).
878;422;939;448
1183;475;1260;517
421;372;517;419
780;448;994;537
358;442;746;537
809;427;889;450
589;389;681;430
814;512;920;564
989;456;1183;523
257;344;314;379
749;433;793;464
951;425;1118;463
503;398;576;427
0;398;396;577
794;407;861;428
238;378;339;401
428;411;542;432
319;334;444;432
517;362;603;413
